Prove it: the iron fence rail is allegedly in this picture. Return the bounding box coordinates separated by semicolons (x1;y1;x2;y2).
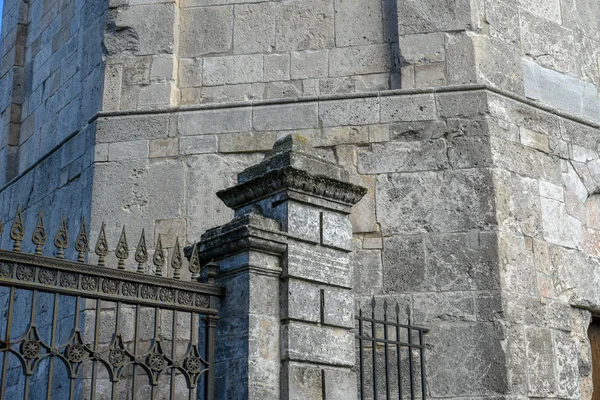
0;207;222;399
356;299;428;400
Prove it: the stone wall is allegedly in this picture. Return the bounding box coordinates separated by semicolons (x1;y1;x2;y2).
0;0;105;248
398;0;600;123
102;0;401;110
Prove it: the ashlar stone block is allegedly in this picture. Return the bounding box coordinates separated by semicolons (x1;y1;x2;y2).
275;0;335;51
179;6;233;57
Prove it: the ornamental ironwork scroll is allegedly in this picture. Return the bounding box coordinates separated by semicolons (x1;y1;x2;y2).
0;206;221;400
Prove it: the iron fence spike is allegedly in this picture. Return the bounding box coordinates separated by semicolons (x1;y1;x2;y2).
10;205;25;252
95;222;109;267
115;226;129;270
371;296;376;309
75;218;89;263
54;217;69;259
135;229;148;273
153;234;165;276
171;237;183;280
189;242;201;281
32;211;46;256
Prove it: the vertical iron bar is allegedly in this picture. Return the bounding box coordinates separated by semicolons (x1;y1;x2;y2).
46;293;60;400
358;309;364;400
150;307;159;400
90;299;101;400
419;330;426;400
206;314;216;400
24;289;39;400
170;310;178;400
396;315;403;400
371;305;378;400
408;327;415;400
0;287;15;399
131;304;141;400
69;296;81;400
189;313;196;400
384;306;390;399
111;302;122;400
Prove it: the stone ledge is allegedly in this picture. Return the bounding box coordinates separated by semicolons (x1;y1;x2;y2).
217;166;367;212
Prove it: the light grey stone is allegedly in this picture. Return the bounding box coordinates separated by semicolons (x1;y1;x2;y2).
275;0;335;51
203;54;263;86
290;50;328;79
264;54;290;82
334;0;383;47
178;108;251;135
252;103;318;131
233;2;276;54
179;6;233;57
358;141;448;174
179;135;218;155
318;97;380;127
281;323;354;366
380;94;436;122
329;44;393;77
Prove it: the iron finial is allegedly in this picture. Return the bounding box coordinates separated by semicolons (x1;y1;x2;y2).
54;217;69;259
75;218;89;263
115;226;129;270
153;235;165;276
189;243;200;281
95;223;109;267
135;229;148;273
10;205;25;252
171;237;183;280
32;211;46;256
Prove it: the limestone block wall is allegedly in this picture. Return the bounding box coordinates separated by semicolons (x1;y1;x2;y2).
91;87;505;398
0;0;105;248
399;0;600;123
102;0;401;110
487;91;600;398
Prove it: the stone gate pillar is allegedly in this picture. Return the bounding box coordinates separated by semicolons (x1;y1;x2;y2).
195;135;366;399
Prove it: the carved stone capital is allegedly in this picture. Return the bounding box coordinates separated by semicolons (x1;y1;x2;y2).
217;166;367;212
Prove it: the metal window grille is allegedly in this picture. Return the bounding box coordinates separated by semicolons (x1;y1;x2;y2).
356;298;428;400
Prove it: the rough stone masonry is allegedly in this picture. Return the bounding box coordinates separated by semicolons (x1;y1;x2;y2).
2;0;600;398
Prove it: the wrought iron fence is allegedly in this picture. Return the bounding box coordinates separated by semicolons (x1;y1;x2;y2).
0;206;223;399
356;298;428;400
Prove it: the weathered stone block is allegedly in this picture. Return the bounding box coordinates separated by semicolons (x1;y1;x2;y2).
380;94;436;122
525;327;557;397
376;169;496;234
253;103;318;131
203;54;263;86
334;0;383;47
397;0;472;34
382;234;427;293
281;323;354;366
233;3;276;54
179;6;233;57
264;53;290;82
318;97;380;127
321;210;352;251
179;135;218;155
323;368;357;400
178;108;251;135
427;323;508;397
275;0;335;51
286;241;352;288
358;141;448;174
329;44;393;77
398;32;445;63
97;115;170;143
353;250;382;294
290;50;328;79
